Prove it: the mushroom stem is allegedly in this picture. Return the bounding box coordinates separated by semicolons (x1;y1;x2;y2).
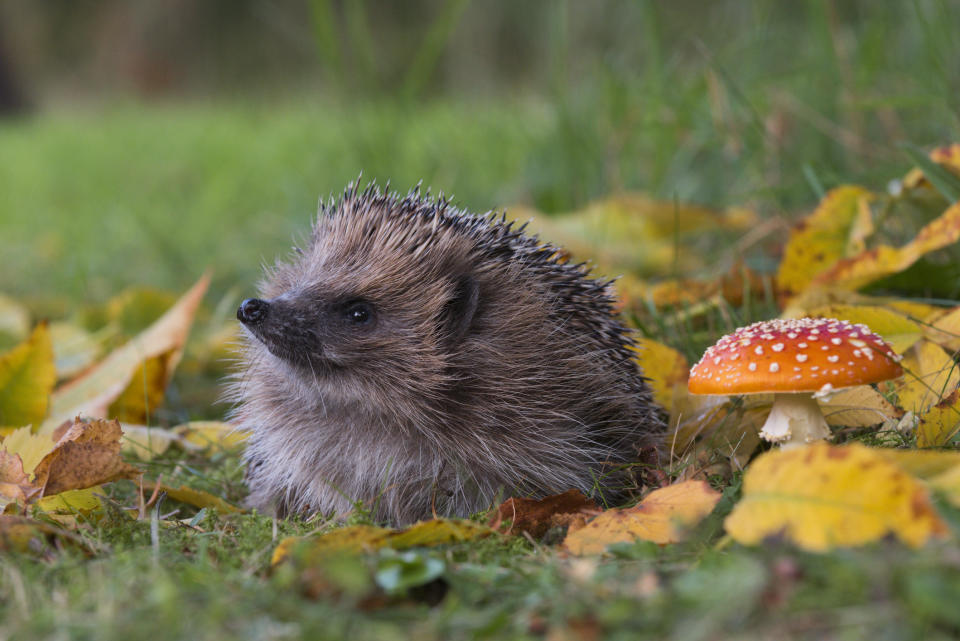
758;393;832;449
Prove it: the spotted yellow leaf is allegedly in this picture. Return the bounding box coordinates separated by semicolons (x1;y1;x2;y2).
776;186;873;300
725;442;947;551
814;201;960;292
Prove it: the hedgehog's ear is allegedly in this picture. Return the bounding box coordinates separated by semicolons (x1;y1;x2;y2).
441;275;479;346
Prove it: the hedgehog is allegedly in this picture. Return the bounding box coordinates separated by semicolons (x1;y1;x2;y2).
229;181;663;524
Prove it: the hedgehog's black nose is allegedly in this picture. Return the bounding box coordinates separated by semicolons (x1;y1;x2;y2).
237;298;269;325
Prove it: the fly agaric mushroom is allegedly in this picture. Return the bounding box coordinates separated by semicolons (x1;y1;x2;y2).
688;318;903;448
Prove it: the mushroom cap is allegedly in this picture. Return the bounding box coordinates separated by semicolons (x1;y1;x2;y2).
688;317;903;395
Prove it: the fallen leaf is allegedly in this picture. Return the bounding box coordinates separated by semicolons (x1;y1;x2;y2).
120;425;179;461
0;514;93;556
914;389;960;447
562;481;721;555
776;186;873;301
819;385;902;428
875;448;960;479
0;450;35;510
107;350;175;424
37;487;103;514
0;323;56;429
925;306;960;352
44;274;209;432
814;201;960;292
173;421;248;452
272;519;494;566
0;293;30;347
48;322;102;381
805;305;922;354
896;340;960;414
32;418;141;496
140;480;242;514
724;442;947;551
632;339;688;410
2;425;55;475
489;489;598;538
927;465;960;508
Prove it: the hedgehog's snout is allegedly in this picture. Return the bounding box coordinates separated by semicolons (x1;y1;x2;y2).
238;298;269;325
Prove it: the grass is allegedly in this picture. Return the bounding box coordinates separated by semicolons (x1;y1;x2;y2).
3;1;960;639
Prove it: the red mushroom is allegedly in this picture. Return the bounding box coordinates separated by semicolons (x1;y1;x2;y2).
688;318;903;448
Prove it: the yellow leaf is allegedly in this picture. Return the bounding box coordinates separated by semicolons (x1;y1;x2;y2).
0;293;30;346
388;518;493;548
632;339;688;411
562;481;721;555
814;201;960;292
44;274;209;432
37;487;103;513
914;389;960;447
120;425;178;461
173;421;248;453
876;449;960;479
806;304;921;354
141;480;242;514
272;519;494;566
896;341;960;414
1;425;54;475
272;525;391;565
776;186;873;300
928;465;960;508
107;350;174;424
724;443;947;551
924;306;960;352
0;323;56;429
48;322;102;381
819;385;901;428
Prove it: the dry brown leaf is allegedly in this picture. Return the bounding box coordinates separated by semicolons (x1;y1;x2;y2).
44;274;209;432
489;489;599;538
0;450;36;510
562;481;721;555
33;418;140;496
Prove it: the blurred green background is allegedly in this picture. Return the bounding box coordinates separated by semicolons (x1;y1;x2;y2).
0;0;957;304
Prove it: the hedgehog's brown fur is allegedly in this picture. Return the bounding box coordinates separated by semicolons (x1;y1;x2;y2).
228;181;663;524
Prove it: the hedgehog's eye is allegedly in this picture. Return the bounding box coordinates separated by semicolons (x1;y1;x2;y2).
344;301;373;326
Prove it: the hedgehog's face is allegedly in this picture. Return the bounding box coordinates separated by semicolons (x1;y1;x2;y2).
237;247;479;402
